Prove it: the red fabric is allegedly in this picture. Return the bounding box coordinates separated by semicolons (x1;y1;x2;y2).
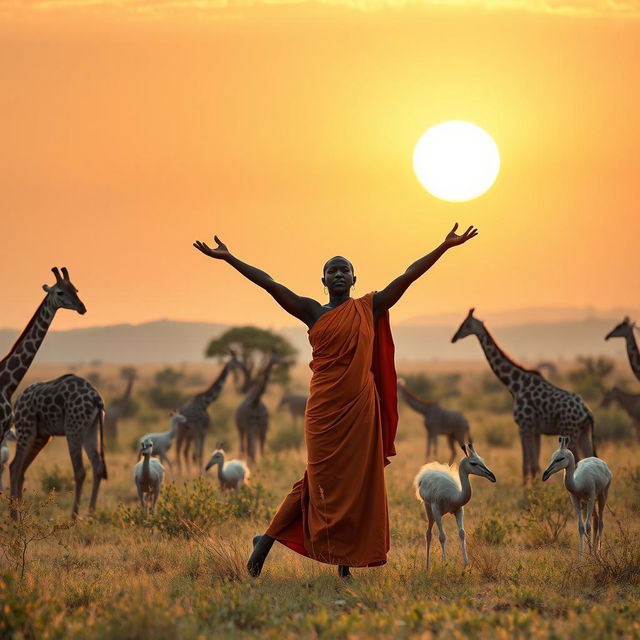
372;309;399;466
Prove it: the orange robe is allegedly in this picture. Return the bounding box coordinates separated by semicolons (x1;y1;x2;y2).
265;292;398;567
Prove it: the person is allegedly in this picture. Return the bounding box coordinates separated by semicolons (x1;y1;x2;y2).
193;223;478;578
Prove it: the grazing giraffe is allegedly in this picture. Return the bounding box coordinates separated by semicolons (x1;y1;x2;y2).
605;317;640;383
236;353;278;464
277;393;307;428
175;354;239;474
397;381;470;465
0;267;86;444
104;370;136;441
10;374;107;519
452;308;596;482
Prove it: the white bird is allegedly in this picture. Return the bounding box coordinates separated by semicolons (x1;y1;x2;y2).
542;435;612;553
204;442;250;490
0;429;17;493
414;442;496;569
138;411;186;475
133;438;165;517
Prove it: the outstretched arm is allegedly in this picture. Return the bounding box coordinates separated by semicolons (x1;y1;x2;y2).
373;223;478;315
193;236;319;325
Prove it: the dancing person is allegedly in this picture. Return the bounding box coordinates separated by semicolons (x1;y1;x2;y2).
193;223;477;578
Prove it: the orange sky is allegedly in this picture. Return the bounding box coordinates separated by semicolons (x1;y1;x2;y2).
0;3;638;331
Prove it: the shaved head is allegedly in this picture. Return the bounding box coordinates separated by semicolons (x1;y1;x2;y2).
322;256;354;276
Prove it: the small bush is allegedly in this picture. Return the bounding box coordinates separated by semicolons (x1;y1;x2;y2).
147;385;187;410
154;367;184;386
118;478;228;537
224;482;273;521
474;517;512;546
39;465;75;494
399;373;435;401
518;483;571;547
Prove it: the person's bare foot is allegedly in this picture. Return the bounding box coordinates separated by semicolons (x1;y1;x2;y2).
247;534;274;577
338;565;351;579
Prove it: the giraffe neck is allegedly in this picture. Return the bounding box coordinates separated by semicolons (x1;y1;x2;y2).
248;361;274;406
624;333;640;381
0;297;56;398
399;385;433;415
121;377;134;403
199;363;232;407
477;326;531;393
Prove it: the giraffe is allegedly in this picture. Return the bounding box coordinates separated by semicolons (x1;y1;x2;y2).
601;386;640;443
277;393;307;428
236;352;278;464
0;267;86;445
175;354;239;474
397;381;470;465
605;317;640;383
10;374;107;519
452;308;596;482
104;369;136;441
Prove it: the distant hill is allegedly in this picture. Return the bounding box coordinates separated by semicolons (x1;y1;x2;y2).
0;309;634;364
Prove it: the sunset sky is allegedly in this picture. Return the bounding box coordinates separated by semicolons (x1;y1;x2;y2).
1;1;638;331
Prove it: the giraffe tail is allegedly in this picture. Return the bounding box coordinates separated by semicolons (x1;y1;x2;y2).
589;414;598;458
97;402;108;480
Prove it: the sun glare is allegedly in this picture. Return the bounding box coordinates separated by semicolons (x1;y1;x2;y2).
413;121;500;202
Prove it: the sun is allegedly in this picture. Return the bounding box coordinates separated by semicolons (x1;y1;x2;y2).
413;121;500;202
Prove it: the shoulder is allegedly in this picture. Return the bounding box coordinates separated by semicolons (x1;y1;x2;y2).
355;292;376;308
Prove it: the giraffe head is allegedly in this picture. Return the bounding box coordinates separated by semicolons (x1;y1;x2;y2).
605;317;634;341
460;442;496;482
205;442;226;471
451;308;484;343
42;267;87;315
541;435;574;481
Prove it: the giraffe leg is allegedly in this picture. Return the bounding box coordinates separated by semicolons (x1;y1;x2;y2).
447;434;456;466
532;432;541;477
247;432;256;465
11;433;50;514
577;428;594;458
66;436;87;520
9;425;38;517
519;432;531;485
183;434;192;475
83;425;105;514
259;429;266;458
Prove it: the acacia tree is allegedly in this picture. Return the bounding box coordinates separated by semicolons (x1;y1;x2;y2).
205;326;297;392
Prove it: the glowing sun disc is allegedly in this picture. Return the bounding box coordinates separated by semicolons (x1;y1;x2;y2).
413;121;500;202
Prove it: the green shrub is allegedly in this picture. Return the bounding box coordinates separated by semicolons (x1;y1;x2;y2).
224;482;273;521
118;478;228;537
518;483;571;547
399;373;435;401
154;367;184;386
474;517;512;546
39;465;75;494
147;385;187;410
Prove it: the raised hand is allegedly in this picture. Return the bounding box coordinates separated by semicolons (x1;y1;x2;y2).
193;235;231;260
443;223;478;248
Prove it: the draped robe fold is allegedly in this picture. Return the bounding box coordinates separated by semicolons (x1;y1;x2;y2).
265;292;398;567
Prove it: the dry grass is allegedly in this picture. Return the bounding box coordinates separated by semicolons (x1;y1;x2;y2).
1;361;639;638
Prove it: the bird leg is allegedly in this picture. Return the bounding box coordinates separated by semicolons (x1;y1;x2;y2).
455;509;468;567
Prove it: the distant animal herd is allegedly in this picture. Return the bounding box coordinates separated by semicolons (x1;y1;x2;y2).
2;268;638;567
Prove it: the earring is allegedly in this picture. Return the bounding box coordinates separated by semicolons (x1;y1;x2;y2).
351;284;356;291
324;286;328;294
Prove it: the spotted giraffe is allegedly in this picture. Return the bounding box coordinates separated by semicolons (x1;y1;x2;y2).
175;353;239;474
452;308;596;482
104;370;136;441
0;267;86;445
605;317;640;383
10;374;107;519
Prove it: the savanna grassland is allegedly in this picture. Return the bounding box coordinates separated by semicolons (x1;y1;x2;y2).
1;359;640;639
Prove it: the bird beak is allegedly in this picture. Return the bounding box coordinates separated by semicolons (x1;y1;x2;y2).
542;467;552;482
205;461;213;471
486;470;497;483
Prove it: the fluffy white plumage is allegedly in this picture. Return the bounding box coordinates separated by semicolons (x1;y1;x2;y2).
205;448;250;490
138;412;186;474
134;438;165;517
